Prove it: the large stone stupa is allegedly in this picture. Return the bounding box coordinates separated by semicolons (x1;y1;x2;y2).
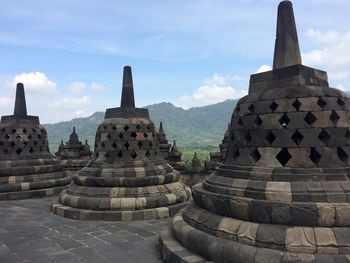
0;84;70;200
160;1;350;262
52;66;191;221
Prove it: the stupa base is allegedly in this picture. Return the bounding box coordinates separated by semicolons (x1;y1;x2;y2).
159;228;211;263
51;201;190;221
160;208;350;263
61;159;90;178
0;185;68;201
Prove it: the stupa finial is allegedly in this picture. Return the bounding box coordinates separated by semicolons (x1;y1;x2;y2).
273;0;302;69
120;66;135;108
159;122;164;133
13;83;27;117
69;126;79;142
171;140;179;152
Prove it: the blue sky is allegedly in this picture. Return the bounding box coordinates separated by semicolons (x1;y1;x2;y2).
0;0;349;123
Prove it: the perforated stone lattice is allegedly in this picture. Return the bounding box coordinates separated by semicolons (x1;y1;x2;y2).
0;126;50;156
230;96;350;167
93;122;159;162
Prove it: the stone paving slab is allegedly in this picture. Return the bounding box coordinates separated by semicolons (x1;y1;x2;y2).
0;197;169;262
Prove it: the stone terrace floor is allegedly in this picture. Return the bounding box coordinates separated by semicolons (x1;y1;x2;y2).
0;197;170;263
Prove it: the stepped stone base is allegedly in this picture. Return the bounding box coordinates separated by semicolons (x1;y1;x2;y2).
61;159;91;178
159;228;211;263
51;201;190;222
0;185;68;200
160;208;350;263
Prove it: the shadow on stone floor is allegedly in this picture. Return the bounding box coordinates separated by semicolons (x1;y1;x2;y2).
0;196;169;263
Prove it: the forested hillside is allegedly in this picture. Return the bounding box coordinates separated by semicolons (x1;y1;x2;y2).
44;99;237;153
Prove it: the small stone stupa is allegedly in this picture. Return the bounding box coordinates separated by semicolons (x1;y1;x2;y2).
157;122;171;159
219;122;230;158
167;140;186;171
206;123;231;171
0;83;70;200
160;1;350;262
191;152;201;168
187;152;204;175
55;126;92;176
52;66;190;221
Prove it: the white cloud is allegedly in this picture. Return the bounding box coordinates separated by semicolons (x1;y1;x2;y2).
54;96;91;107
305;28;340;44
63;96;91;106
69;81;87;92
256;65;272;73
303;29;350;68
335;84;347;92
90;82;105;91
303;28;350;92
0;73;107;123
8;72;57;92
69;81;105;92
0;97;13;107
174;74;247;109
74;110;86;116
328;71;348;81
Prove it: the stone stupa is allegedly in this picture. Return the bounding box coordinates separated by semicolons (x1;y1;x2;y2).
157;122;171;160
191;152;201;168
52;66;191;221
219;122;230;158
160;1;350;262
206;123;231;171
167;140;186;171
55;126;92;176
0;83;70;200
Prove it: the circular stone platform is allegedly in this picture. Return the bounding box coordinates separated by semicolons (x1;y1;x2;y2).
52;66;190;221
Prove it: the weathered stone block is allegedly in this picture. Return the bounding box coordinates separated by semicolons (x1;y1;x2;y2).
285;227;316;253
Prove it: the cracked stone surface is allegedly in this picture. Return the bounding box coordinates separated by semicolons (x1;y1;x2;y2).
0;197;168;263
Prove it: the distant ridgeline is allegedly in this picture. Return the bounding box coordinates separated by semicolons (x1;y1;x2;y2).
44;99;237;153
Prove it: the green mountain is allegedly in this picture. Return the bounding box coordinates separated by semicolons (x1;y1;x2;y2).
44;99;237;153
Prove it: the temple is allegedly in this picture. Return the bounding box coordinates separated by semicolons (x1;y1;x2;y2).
51;66;191;221
55;126;92;176
0;83;70;200
160;1;350;262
